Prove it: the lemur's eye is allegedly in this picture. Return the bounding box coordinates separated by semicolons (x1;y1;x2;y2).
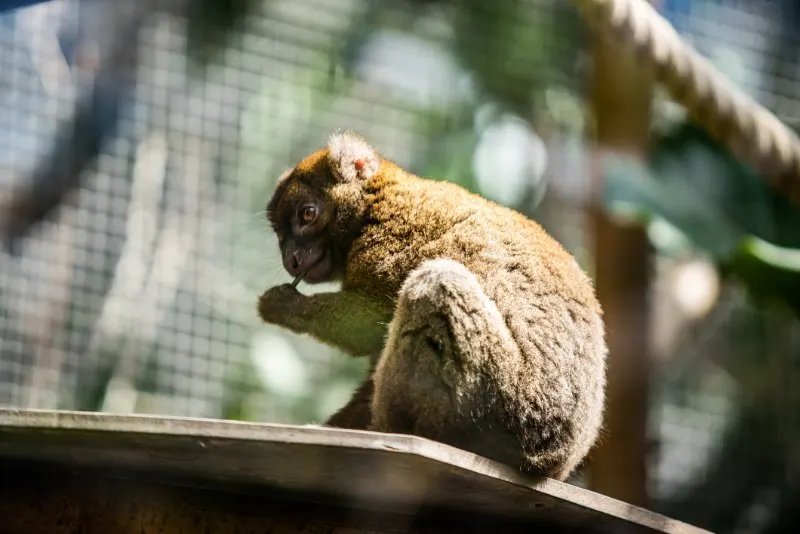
299;205;318;225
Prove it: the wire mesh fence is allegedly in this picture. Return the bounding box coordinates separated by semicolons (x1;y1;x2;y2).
0;0;798;531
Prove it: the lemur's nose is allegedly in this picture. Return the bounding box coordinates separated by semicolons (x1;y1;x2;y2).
284;248;317;277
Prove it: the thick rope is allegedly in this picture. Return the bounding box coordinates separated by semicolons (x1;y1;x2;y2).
572;0;800;204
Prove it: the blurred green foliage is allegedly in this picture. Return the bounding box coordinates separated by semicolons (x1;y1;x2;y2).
186;0;263;69
449;0;583;115
603;122;800;316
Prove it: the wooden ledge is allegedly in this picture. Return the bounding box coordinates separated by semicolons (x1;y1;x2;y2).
0;408;708;533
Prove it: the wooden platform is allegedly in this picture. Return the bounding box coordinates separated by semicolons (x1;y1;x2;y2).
0;408;708;533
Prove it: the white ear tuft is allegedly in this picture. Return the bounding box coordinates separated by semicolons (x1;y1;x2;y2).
275;168;292;185
326;130;380;182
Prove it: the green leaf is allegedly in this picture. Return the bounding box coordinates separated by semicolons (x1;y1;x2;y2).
602;121;800;315
602;155;744;257
651;123;793;246
728;237;800;316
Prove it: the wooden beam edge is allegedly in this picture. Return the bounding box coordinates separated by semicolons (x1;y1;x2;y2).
0;408;709;534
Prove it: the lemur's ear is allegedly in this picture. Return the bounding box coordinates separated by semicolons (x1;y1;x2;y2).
275;167;292;186
326;130;380;182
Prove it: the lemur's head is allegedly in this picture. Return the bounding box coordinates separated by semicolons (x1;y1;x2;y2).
266;131;380;284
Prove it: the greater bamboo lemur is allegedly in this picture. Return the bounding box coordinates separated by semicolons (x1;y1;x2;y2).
258;131;607;480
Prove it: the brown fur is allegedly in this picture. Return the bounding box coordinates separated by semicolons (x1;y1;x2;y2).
258;131;607;480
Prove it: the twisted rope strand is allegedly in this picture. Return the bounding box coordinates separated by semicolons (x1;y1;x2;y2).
573;0;800;204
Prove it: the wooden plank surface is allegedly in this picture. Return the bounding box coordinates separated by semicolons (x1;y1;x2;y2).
0;408;709;533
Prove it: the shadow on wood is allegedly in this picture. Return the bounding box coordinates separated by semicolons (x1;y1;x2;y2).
0;409;707;533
